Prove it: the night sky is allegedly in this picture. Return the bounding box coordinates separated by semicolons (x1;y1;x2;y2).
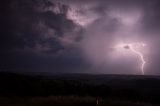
1;0;160;75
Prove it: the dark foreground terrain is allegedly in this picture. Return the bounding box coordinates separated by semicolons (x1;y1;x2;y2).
0;96;159;106
0;72;160;106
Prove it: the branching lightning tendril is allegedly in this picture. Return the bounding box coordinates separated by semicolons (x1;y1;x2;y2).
128;44;146;75
116;43;146;75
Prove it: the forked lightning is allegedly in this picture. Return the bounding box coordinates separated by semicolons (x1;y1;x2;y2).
116;43;146;75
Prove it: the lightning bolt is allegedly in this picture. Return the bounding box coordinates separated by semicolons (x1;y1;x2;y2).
115;43;146;75
128;44;146;75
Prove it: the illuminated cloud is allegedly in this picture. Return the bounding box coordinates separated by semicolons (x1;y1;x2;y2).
1;0;160;75
66;5;100;27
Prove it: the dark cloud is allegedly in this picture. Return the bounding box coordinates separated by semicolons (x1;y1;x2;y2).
1;0;82;50
0;0;84;73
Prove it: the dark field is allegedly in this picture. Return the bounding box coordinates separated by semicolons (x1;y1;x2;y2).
0;96;158;106
0;72;160;106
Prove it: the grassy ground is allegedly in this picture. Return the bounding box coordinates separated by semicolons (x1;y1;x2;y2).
0;96;159;106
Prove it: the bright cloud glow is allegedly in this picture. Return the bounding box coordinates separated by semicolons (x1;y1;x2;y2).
66;5;99;27
108;9;142;26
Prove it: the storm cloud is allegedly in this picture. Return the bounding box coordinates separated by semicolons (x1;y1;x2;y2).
1;0;160;75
